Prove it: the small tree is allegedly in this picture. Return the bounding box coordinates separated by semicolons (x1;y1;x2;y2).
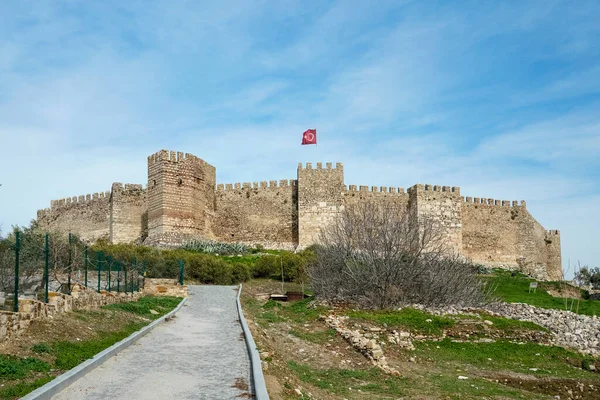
308;201;488;309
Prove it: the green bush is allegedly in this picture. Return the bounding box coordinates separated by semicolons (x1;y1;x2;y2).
231;262;251;283
252;252;313;282
252;256;280;278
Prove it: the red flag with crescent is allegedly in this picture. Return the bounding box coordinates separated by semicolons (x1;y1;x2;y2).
302;129;317;145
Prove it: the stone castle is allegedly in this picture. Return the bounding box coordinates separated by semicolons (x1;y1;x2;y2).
37;149;562;280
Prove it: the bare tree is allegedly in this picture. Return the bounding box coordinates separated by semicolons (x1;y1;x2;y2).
308;201;488;309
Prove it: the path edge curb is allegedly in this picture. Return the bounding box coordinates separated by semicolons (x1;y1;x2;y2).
22;297;188;400
237;284;270;400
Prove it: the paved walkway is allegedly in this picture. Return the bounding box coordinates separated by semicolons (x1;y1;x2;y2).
53;285;252;400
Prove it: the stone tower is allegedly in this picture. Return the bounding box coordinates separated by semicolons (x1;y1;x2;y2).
407;184;463;254
146;150;216;245
297;162;345;247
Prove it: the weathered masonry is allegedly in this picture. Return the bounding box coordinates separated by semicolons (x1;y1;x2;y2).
37;149;562;280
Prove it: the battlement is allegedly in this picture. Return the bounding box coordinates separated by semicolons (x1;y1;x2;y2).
546;230;560;235
217;179;297;191
297;162;343;170
463;197;526;207
345;185;407;194
49;191;111;209
147;149;202;165
111;182;144;192
407;184;461;195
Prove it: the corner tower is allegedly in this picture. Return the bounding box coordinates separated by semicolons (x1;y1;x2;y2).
146;150;216;245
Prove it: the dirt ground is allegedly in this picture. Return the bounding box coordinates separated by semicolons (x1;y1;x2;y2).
241;280;600;400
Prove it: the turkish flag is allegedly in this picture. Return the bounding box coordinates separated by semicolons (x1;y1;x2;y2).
302;129;317;145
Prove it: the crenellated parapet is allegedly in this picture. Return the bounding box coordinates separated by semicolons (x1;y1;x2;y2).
48;191;111;209
216;179;298;191
463;197;526;207
407;183;461;195
297;162;343;171
148;150;203;165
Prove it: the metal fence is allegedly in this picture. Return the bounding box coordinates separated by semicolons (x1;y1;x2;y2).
0;230;184;312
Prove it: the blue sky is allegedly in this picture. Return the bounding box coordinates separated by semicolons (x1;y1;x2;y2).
0;1;598;274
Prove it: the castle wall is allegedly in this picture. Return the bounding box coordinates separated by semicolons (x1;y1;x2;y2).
35;148;562;280
213;180;297;249
297;162;345;247
408;184;463;254
37;191;111;242
461;197;562;280
147;150;216;245
109;183;147;244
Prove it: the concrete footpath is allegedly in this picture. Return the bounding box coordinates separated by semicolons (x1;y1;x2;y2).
52;285;252;400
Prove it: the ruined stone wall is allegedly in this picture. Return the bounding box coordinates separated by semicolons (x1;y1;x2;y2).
462;198;562;280
147;150;216;245
143;278;188;297
297;162;345;247
109;183;148;244
213;180;298;249
408;184;463;254
1;283;141;343
37;191;111;242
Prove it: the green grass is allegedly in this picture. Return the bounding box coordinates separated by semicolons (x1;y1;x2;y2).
287;361;408;396
477;313;548;333
31;343;52;354
346;308;455;336
287;361;538;399
102;296;182;319
0;355;50;379
414;338;600;381
52;323;145;370
424;372;544;400
289;328;336;344
0;376;54;399
256;298;327;326
485;270;600;316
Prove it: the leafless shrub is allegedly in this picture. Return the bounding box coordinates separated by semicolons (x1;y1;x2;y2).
308;201;488;309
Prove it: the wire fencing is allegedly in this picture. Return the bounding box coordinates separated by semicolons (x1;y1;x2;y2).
0;229;179;312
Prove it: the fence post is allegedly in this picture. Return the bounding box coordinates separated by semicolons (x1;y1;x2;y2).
84;246;88;288
124;264;128;294
97;252;102;293
67;232;72;294
142;260;147;289
133;258;137;294
107;257;111;292
178;260;184;286
13;231;20;313
117;262;121;293
44;233;49;304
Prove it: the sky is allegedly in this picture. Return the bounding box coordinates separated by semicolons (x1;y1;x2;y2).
0;1;598;275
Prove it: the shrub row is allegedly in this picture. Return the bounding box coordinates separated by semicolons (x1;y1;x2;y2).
91;241;314;285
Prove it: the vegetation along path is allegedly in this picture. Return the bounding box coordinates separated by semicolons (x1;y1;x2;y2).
53;285;252;400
